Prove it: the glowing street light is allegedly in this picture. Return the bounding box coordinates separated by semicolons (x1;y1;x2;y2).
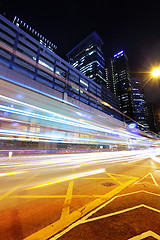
152;68;160;78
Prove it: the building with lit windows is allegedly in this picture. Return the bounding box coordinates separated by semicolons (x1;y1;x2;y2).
66;31;120;116
111;51;134;120
0;14;121;121
131;77;149;130
66;32;106;85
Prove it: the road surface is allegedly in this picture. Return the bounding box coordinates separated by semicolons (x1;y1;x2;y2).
0;149;160;239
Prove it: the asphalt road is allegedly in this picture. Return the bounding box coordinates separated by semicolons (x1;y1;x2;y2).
0;149;160;240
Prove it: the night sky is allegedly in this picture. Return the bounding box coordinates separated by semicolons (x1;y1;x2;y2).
1;0;160;111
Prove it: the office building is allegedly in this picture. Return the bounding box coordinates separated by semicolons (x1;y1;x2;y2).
111;51;134;120
67;31;106;85
106;61;115;93
66;31;120;116
131;77;149;131
147;104;159;134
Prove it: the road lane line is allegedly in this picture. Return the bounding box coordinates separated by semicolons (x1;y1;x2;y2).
85;204;145;223
11;190;160;199
0;173;38;201
50;177;139;240
109;173;135;179
9;194;97;199
133;172;151;185
106;172;122;185
150;173;159;186
10;195;66;199
128;230;160;239
51;195;160;240
85;204;160;223
24;176;138;240
60;179;74;219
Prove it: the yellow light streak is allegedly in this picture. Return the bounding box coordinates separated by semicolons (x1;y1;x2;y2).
27;168;106;190
0;171;28;177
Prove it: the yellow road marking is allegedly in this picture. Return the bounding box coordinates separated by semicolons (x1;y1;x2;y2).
133;172;150;185
0;173;38;201
150;173;159;186
23;175;138;240
81;177;111;179
9;194;97;199
105;172;122;185
85;204;160;223
61;180;74;219
134;172;159;186
109;172;134;178
128;230;160;240
51;187;160;240
115;190;160;199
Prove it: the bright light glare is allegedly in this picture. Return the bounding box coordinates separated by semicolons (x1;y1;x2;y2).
152;68;160;77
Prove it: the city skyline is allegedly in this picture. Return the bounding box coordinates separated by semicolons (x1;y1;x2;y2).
1;1;159;68
1;0;160;113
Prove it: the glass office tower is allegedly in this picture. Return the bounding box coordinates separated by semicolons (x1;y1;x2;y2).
66;31;108;100
66;31;120;116
111;51;134;120
131;77;149;130
67;31;106;83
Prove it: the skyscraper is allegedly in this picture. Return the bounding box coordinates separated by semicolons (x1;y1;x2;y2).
131;77;149;131
66;31;106;86
111;51;134;120
66;31;120;116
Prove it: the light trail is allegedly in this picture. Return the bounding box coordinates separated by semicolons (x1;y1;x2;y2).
1;149;157;173
0;76;159;150
1;149;159;192
0;96;153;147
27;168;106;189
0;170;28;177
0;100;137;138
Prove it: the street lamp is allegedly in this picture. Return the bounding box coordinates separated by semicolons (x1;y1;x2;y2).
152;68;160;78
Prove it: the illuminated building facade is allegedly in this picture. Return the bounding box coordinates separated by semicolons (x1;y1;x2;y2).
0;15;103;108
131;77;149;130
0;14;159;152
66;31;106;85
111;51;134;120
0;14;121;120
66;31;120;116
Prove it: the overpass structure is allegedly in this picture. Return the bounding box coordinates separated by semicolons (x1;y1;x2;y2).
0;63;159;153
0;14;159;154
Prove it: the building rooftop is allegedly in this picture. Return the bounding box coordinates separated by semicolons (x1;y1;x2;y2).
66;31;104;57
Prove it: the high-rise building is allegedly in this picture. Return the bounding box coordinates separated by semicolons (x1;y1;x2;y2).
147;104;159;134
111;51;134;120
66;31;106;85
66;31;120;117
131;77;149;131
106;60;115;93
